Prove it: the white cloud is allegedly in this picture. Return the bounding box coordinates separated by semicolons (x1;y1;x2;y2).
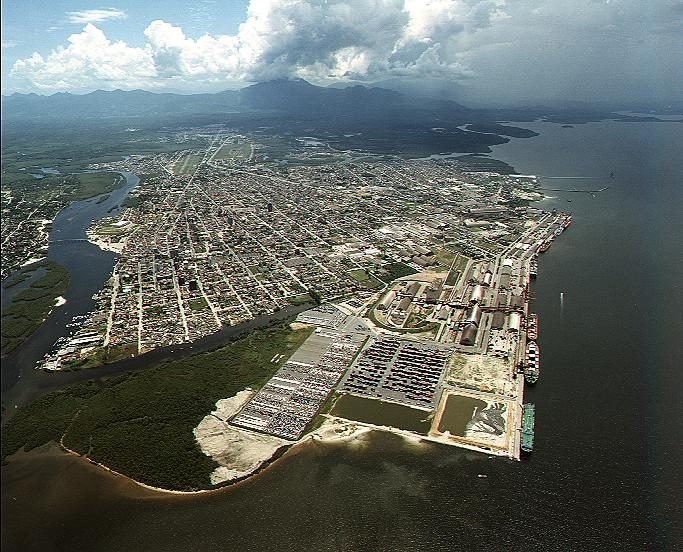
11;24;155;92
8;0;683;102
15;0;500;92
66;8;127;24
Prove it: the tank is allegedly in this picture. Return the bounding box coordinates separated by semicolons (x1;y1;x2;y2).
469;285;484;304
491;311;505;330
406;282;421;296
397;297;412;311
483;271;493;287
465;304;482;327
437;306;450;320
460;324;478;346
378;290;396;310
508;312;521;332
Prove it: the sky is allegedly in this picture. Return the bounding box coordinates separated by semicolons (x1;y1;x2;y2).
1;0;682;105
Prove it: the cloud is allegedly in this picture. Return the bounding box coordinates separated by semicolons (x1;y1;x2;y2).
2;40;18;49
13;0;501;91
8;0;683;102
11;24;155;92
66;8;127;24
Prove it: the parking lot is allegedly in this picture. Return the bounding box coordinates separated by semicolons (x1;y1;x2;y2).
339;336;452;408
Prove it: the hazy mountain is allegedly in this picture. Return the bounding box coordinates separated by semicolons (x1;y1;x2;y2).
240;78;469;115
1;88;241;121
1;79;469;123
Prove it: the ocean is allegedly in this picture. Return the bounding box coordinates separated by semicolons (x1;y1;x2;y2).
2;119;682;552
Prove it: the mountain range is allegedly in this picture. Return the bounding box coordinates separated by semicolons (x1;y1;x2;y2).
1;79;469;122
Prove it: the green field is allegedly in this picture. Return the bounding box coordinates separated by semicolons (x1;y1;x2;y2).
348;268;383;289
69;172;126;201
1;260;69;355
172;152;204;174
2;324;314;490
377;262;418;283
431;246;457;270
446;253;469;286
213;141;252;161
189;297;208;311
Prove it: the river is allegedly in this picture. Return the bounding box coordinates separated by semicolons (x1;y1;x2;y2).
2;119;682;551
1;172;139;392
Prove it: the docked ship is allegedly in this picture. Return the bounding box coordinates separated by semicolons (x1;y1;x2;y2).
529;256;538;279
527;313;538;341
525;341;540;384
538;239;552;253
562;215;572;229
521;403;535;453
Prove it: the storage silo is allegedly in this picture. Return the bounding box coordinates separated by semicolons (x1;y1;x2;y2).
377;290;396;310
460;324;478;346
465;304;482;327
469;285;484;304
508;312;522;332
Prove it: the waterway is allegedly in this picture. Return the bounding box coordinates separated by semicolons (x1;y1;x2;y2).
1;173;138;394
2;120;682;551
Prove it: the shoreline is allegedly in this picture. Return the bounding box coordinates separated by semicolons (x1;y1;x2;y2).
9;407;510;497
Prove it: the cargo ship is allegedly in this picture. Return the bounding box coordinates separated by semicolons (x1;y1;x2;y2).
562;215;572;229
538;239;552;253
529;256;538;278
521;403;535;453
527;313;538;341
525;341;540;384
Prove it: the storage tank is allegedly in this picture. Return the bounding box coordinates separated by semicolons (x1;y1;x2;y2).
469;285;484;304
483;271;493;287
397;297;412;311
508;312;522;332
460;324;478;346
406;282;421;296
509;294;524;309
465;304;482;327
378;290;396;310
491;311;506;330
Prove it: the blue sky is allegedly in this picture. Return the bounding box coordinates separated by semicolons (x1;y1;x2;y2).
2;1;249;91
2;1;682;104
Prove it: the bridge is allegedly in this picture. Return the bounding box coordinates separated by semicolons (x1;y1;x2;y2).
48;238;90;244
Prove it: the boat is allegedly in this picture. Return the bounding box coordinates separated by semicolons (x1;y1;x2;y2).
527;313;538;341
524;341;540;384
562;216;572;229
521;403;535;453
529;256;538;278
538;240;551;253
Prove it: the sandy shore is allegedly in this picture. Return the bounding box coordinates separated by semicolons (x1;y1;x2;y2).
194;390;290;485
20;256;46;267
86;231;126;254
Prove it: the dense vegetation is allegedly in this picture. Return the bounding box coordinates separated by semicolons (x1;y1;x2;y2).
1;260;69;355
2;324;313;491
377;262;418;283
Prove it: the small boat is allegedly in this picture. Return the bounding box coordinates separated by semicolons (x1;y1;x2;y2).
527;314;538;341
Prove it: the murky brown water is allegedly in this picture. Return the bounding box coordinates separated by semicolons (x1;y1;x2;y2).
436;395;487;436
